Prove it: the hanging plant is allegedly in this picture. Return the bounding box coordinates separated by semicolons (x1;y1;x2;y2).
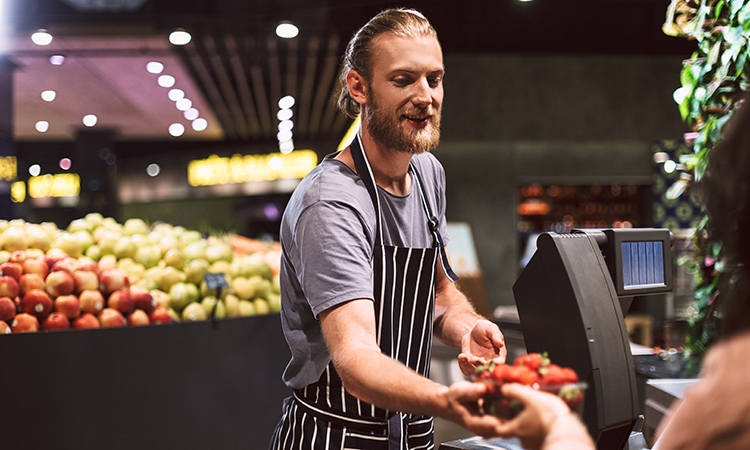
663;0;750;358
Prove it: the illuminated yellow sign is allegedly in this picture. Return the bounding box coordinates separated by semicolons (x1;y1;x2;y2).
0;156;17;181
188;150;318;187
28;174;81;198
11;182;25;203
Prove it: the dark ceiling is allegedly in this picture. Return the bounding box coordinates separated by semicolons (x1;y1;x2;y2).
6;0;696;157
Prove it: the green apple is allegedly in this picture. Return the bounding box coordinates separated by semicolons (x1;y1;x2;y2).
68;218;91;233
159;266;186;292
267;293;281;313
201;296;227;319
129;233;148;248
209;260;231;275
84;212;104;229
73;230;94;251
253;298;270;315
169;282;200;311
246;255;272;280
97;230;122;255
184;259;209;285
158;235;180;257
51;232;82;258
2;226;29;253
150;289;171;309
123;218;149;236
136;277;158;291
224;293;240;317
180;230;203;248
163;248;185;269
238;299;256;317
183;240;207;261
181;302;207;321
168;307;180;322
272;273;280;294
98;254;118;271
85;244;102;261
114;236;137;259
135;245;162;269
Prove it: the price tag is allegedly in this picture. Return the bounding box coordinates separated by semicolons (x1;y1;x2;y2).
204;273;228;290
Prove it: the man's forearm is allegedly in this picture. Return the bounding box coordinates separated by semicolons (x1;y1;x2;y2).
433;284;484;347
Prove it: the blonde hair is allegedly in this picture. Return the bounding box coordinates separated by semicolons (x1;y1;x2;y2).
336;8;439;118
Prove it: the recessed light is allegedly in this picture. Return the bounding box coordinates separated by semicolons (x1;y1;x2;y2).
276;22;299;39
192;118;208;131
31;29;52;46
278;95;295;109
82;114;98;127
183;108;199;121
147;61;164;74
169;123;185;136
168;88;184;101
158;75;175;88
169;29;192;46
35;121;49;132
175;98;192;111
49;55;65;65
41;90;56;102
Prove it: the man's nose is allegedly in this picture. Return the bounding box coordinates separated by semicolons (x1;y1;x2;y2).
411;78;433;107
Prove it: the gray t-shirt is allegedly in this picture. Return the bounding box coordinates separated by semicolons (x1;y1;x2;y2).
279;150;450;389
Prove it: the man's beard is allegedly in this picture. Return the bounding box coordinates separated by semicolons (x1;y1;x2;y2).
364;92;441;155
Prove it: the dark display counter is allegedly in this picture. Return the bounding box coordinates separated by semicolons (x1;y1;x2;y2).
0;314;291;450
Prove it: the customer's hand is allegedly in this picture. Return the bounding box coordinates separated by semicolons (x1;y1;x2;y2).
493;383;572;450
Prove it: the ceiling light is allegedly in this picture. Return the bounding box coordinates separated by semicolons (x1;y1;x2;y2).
192;118;208;131
664;160;676;174
158;75;175;88
147;163;161;177
278;119;294;132
279;140;294;154
269;156;284;170
276;22;299;39
31;29;53;46
175;98;192;111
277;130;293;142
278;95;295;109
146;61;164;74
169;28;192;46
29;164;41;177
183;108;199;120
35;121;49;132
41;90;56;102
169;123;185;136
49;55;65;65
59;158;71;170
277;109;293;121
168;89;184;101
82;114;98;127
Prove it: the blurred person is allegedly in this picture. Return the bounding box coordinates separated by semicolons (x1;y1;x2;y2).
270;8;507;450
492;93;750;450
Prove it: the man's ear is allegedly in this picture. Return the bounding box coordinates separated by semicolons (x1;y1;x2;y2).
346;70;368;105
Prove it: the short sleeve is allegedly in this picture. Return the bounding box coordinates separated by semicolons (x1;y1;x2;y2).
292;201;375;318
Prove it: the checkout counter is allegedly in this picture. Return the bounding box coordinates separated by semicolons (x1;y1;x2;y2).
441;228;686;450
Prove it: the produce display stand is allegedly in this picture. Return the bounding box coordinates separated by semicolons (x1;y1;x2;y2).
0;313;291;450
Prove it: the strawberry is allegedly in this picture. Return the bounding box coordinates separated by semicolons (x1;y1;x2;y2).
492;364;511;382
513;353;547;371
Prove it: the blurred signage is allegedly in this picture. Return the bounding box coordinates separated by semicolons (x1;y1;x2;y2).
11;182;25;203
188;151;318;187
28;173;81;198
58;0;148;11
0;156;17;181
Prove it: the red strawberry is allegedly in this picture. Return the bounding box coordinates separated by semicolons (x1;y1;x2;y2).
559;368;579;384
513;353;544;371
492;364;511;382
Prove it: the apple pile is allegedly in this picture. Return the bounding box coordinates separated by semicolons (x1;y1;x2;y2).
0;214;281;334
474;353;586;419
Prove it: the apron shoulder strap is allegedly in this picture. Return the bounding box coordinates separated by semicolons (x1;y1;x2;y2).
349;134;385;247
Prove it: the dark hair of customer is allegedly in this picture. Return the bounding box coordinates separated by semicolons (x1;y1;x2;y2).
700;92;750;339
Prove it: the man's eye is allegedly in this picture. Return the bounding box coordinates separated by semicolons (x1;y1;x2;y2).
429;77;442;87
394;78;410;86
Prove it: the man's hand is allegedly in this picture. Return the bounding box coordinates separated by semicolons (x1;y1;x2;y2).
457;319;506;376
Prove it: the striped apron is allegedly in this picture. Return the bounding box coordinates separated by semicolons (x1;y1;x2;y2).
271;134;457;450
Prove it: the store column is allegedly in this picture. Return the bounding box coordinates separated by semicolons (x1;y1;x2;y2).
74;130;119;219
0;57;15;220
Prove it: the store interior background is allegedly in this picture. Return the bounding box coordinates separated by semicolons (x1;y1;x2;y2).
3;1;697;343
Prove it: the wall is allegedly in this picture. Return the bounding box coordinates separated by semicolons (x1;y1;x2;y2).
434;53;688;309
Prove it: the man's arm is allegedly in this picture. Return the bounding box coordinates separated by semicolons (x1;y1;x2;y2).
320;298;509;436
433;247;507;374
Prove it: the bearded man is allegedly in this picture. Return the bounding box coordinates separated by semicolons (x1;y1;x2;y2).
271;9;508;450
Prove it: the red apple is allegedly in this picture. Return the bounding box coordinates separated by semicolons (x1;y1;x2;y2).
73;270;99;294
108;289;134;315
0;262;23;281
0;320;10;334
42;256;56;271
50;257;80;275
79;290;105;315
99;268;129;295
8;251;27;264
0;276;19;299
130;286;156;313
0;296;16;322
41;312;70;331
11;313;39;333
149;307;173;324
54;294;80;320
45;270;75;298
72;313;100;329
19;273;45;297
127;309;150;326
22;258;50;278
21;289;53;320
99;308;126;328
77;260;101;276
